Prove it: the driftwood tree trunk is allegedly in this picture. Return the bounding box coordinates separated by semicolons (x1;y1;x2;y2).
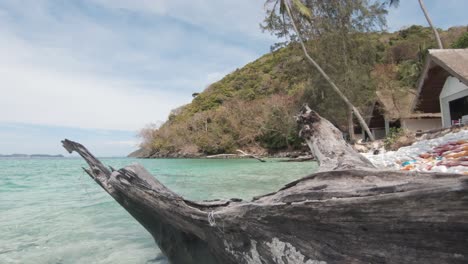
63;106;468;264
236;149;266;162
298;105;375;172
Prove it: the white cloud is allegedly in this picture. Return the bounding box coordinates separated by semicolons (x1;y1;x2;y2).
0;0;272;132
104;140;139;147
89;0;275;41
0;63;183;131
0;29;187;131
91;0;169;15
206;71;230;85
386;0;468;32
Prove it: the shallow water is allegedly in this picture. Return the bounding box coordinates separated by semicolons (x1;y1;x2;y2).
0;157;317;263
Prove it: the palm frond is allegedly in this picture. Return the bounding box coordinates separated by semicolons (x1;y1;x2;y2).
264;0;278;8
291;0;312;19
266;0;280;24
388;0;399;7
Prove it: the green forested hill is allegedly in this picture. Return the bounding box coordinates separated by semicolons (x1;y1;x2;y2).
134;26;467;158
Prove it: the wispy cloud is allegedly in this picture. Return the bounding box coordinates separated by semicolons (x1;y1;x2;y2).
104;140;140;147
0;0;274;154
0;0;465;155
0;0;273;133
89;0;276;41
0;122;138;156
0;32;183;130
386;0;468;32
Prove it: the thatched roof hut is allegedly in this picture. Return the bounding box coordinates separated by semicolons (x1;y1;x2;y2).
366;49;468;138
412;49;468;114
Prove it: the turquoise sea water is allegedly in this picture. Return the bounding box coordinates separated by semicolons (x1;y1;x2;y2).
0;158;317;264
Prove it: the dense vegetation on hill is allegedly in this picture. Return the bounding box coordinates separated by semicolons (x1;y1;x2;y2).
134;26;467;158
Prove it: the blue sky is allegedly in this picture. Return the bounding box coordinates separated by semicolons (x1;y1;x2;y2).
0;0;466;156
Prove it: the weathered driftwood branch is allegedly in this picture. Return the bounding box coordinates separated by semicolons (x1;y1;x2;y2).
63;107;468;264
279;155;315;162
297;105;376;172
206;153;239;159
236;149;266;162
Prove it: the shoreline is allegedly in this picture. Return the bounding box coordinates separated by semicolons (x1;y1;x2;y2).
129;149;312;160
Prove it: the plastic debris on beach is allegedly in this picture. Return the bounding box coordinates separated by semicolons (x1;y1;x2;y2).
365;130;468;174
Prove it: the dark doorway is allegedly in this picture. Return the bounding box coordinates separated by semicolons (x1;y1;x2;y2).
449;95;468;123
390;119;401;129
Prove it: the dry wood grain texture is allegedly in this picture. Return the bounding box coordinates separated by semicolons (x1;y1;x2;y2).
62;105;468;264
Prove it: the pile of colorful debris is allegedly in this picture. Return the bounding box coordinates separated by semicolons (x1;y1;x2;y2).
365;129;468;174
401;140;468;173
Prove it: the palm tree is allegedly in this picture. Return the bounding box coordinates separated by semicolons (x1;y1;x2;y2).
388;0;443;49
265;0;376;141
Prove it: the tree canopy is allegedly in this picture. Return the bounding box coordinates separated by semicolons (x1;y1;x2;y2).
133;25;466;158
452;31;468;48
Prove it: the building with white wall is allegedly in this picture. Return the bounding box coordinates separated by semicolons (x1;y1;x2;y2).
440;76;468;127
357;49;467;140
408;49;468;131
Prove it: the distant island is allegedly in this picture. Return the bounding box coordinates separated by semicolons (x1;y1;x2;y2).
0;154;64;158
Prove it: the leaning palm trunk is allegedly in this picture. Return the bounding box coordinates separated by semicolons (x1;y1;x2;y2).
284;2;375;141
418;0;443;49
